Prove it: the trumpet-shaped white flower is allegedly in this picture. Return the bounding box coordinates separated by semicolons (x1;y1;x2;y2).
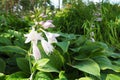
41;39;54;55
44;32;60;43
32;43;41;60
24;27;43;60
39;20;55;29
24;27;43;44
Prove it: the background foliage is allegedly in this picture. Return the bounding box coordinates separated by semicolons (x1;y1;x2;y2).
0;0;120;80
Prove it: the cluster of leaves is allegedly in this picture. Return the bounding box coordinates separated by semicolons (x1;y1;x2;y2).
53;1;94;34
83;2;120;51
55;33;120;80
1;30;120;80
53;0;120;51
0;13;30;32
0;11;30;79
0;0;120;80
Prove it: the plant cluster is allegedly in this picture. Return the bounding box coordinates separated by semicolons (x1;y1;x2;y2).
0;0;120;80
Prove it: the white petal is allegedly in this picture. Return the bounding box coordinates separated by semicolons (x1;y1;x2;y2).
24;27;43;44
42;21;55;29
32;44;41;60
46;20;53;23
45;32;60;43
41;40;54;55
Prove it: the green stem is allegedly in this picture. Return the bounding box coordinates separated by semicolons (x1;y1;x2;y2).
28;53;32;74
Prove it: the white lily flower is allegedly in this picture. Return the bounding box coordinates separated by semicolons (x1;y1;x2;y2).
44;32;60;43
32;43;41;60
24;27;43;44
41;39;54;55
24;27;43;60
39;20;55;29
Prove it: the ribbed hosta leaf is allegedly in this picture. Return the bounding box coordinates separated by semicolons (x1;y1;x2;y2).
0;46;27;55
69;59;100;78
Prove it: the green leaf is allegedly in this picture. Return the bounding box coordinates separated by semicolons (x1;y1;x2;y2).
74;42;107;60
35;54;60;73
34;72;51;80
58;71;67;80
74;36;87;46
0;58;6;73
69;59;100;78
113;59;120;66
37;64;59;73
93;56;120;72
111;65;120;72
34;58;49;68
49;50;64;69
0;46;27;55
110;53;120;59
78;77;92;80
56;41;70;53
0;37;12;45
16;58;30;73
106;74;120;80
37;47;63;73
5;71;29;80
93;56;112;70
59;33;76;40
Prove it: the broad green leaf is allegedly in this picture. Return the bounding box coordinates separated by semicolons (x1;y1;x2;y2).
34;58;49;68
106;74;120;80
70;47;81;52
70;59;100;78
74;42;107;60
36;50;62;73
85;41;108;50
0;37;12;45
49;50;64;69
78;77;92;80
14;39;25;49
0;58;6;73
16;58;30;73
93;56;120;72
0;46;27;55
34;72;51;80
37;64;59;73
56;41;70;53
110;53;120;59
5;71;29;80
74;36;87;46
93;56;112;70
111;65;120;72
74;41;111;60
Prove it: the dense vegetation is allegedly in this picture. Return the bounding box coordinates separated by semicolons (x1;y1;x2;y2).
0;0;120;80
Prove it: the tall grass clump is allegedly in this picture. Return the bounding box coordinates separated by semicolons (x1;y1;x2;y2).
53;0;94;34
